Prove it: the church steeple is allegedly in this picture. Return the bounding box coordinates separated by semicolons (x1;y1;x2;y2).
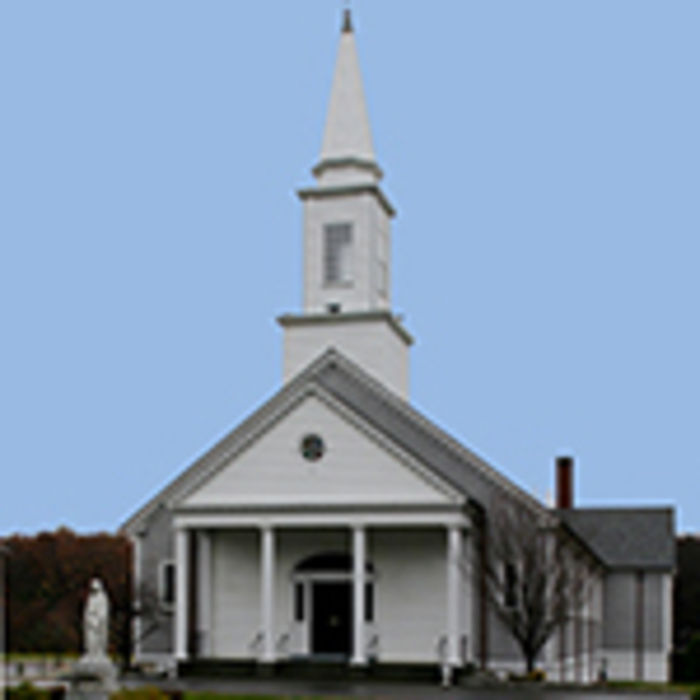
279;11;412;398
314;9;381;187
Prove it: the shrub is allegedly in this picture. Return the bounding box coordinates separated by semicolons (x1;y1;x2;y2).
111;687;168;700
688;633;700;681
526;668;546;681
8;683;65;700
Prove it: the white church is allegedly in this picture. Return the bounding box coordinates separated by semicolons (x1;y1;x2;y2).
122;11;674;684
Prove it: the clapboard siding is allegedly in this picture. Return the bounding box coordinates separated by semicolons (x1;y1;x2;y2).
371;529;447;663
210;530;260;657
207;527;471;664
302;193;391;315
603;650;669;682
183;395;452;507
138;505;174;656
283;316;409;398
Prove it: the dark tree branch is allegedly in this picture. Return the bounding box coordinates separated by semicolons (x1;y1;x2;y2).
465;497;594;673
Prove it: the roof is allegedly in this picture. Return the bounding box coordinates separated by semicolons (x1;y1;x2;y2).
311;352;545;514
560;508;675;571
121;348;546;535
122;349;675;575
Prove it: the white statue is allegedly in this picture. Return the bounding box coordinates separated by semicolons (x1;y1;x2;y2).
83;578;109;659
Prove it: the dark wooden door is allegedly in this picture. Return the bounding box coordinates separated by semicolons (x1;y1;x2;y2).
311;581;352;656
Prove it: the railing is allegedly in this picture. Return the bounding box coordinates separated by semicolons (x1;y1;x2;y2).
248;631;263;657
436;635;452;688
366;633;379;660
276;632;290;656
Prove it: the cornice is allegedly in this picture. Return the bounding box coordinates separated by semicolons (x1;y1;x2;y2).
277;309;413;346
297;183;396;218
311;157;383;181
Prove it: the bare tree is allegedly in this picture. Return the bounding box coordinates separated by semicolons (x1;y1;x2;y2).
472;497;592;674
130;581;171;658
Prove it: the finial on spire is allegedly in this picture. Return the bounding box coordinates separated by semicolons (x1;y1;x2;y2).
342;8;353;33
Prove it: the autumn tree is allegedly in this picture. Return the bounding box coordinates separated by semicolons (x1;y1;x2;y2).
2;528;132;664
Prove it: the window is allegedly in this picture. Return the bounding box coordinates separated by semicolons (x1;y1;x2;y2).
365;582;374;622
300;434;324;461
294;582;305;621
324;223;353;285
159;560;175;607
504;562;517;608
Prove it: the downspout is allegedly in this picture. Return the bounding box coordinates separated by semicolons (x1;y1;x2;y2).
188;532;199;659
635;570;645;681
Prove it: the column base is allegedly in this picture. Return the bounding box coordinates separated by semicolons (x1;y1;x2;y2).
256;662;276;678
348;663;369;680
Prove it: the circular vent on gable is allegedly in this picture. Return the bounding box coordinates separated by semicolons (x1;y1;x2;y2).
300;434;325;461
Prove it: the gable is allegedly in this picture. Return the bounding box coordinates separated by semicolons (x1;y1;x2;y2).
179;390;459;508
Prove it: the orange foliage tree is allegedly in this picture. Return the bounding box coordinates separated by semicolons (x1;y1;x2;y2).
2;528;132;664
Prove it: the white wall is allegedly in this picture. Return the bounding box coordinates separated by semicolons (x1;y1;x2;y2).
602;650;669;683
282;316;410;398
302;192;392;314
210;530;260;657
363;529;448;664
601;570;671;681
208;527;464;664
183;394;449;508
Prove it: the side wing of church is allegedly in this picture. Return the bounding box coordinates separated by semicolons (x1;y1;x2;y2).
121;11;674;684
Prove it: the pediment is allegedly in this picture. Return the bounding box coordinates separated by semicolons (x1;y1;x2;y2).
178;388;461;509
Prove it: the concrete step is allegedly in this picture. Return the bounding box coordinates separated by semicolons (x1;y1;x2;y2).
178;658;448;683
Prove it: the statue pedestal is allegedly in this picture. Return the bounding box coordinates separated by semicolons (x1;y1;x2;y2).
66;654;118;700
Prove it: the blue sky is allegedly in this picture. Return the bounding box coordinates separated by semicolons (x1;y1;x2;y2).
2;1;698;535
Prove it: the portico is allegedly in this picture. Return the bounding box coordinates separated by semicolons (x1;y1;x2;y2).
172;508;471;669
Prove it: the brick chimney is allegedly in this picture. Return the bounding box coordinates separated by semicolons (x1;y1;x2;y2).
556;456;574;509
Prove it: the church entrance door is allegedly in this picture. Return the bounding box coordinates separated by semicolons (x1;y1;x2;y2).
311;581;352;656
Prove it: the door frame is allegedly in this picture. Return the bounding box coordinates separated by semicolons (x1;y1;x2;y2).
291;570;375;658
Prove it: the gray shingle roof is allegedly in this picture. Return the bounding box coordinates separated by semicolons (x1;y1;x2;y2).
123;349;676;576
313;352;545;513
122;349;545;533
560;508;675;570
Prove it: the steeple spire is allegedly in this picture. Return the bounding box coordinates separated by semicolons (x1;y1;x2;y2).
314;8;380;184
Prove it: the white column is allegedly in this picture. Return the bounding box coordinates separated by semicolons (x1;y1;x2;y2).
197;531;212;657
175;528;189;661
260;526;276;663
447;525;462;667
351;525;367;666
